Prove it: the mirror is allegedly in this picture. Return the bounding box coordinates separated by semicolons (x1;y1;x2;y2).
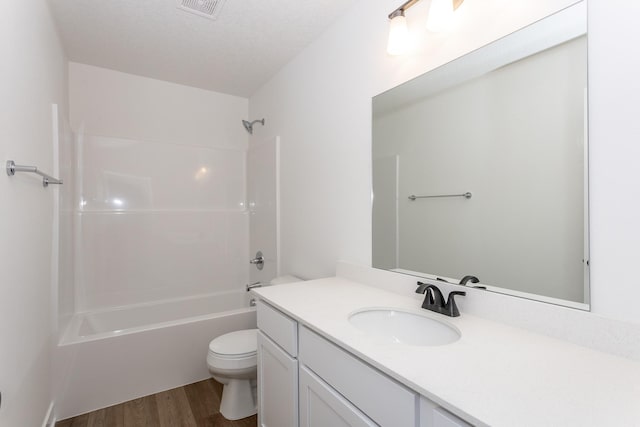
372;2;589;309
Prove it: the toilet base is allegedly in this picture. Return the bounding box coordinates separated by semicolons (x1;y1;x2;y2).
215;377;257;420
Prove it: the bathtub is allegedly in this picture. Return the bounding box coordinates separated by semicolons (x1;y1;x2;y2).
54;289;257;420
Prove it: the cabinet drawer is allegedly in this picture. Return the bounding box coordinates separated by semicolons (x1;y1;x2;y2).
299;326;417;427
257;301;298;357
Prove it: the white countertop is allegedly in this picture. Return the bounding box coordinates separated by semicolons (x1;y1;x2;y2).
254;277;640;427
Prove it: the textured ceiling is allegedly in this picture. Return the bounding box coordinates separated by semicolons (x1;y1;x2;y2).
49;0;356;97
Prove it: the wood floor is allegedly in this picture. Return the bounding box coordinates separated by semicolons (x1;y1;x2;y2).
56;379;257;427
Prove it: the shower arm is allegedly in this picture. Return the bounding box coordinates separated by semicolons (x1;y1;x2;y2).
242;118;265;134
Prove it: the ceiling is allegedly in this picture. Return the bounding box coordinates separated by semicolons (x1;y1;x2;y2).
49;0;356;97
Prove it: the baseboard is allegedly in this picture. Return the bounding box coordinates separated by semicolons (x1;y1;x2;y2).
42;402;56;427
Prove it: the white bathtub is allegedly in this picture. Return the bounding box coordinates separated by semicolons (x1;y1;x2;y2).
61;289;252;343
55;289;257;420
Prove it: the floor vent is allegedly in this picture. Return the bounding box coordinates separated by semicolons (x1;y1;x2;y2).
176;0;227;20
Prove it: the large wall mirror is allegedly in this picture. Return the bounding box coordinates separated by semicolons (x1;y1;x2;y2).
372;2;589;309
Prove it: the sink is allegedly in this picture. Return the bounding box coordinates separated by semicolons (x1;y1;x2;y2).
348;308;461;346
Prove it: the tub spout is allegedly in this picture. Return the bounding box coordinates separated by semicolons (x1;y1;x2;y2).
246;282;262;292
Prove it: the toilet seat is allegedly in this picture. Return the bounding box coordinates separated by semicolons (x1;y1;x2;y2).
207;352;257;371
208;329;258;357
207;329;258;371
209;350;256;360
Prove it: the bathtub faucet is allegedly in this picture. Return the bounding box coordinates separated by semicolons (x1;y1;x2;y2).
249;251;264;270
246;281;262;292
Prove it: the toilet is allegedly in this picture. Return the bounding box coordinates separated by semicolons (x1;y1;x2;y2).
207;275;302;420
207;328;259;420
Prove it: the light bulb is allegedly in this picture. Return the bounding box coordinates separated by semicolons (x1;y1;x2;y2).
387;11;410;56
426;0;455;33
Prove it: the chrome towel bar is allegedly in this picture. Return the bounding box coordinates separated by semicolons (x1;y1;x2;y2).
6;160;63;187
408;192;472;201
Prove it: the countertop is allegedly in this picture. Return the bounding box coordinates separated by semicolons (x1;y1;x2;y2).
253;277;640;427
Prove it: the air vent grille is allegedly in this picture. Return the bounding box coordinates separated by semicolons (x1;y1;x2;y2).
177;0;227;20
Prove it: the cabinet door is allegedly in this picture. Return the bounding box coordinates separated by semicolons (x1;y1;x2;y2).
433;408;472;427
258;331;298;427
420;397;472;427
299;366;377;427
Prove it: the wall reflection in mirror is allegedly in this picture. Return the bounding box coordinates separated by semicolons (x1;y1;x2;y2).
372;3;589;308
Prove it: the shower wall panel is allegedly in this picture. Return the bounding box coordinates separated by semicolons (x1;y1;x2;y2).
75;135;249;311
68;63;249;312
80;136;246;211
56;105;77;333
248;137;279;284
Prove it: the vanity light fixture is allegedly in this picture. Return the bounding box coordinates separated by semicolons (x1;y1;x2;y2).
387;0;465;55
426;0;457;32
387;9;411;55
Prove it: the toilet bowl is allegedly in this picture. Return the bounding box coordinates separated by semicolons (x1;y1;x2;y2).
207;328;259;420
207;275;302;420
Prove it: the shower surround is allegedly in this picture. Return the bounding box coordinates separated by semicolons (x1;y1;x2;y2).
64;62;250;313
54;62;260;419
74;134;248;311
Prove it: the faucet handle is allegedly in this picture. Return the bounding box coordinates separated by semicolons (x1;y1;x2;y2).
416;281;430;294
416;282;437;306
444;291;466;317
417;283;445;309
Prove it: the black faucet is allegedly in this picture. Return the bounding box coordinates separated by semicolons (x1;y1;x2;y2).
459;275;479;285
459;275;486;290
416;281;466;317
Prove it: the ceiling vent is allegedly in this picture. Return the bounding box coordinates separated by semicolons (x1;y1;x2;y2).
176;0;227;20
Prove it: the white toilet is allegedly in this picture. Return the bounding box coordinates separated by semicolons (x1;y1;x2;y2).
207;328;259;420
207;275;301;420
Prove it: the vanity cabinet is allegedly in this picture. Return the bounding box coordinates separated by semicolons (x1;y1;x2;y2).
298;326;417;427
256;300;473;427
257;302;299;427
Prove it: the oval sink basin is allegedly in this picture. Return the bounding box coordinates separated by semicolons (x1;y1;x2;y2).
348;308;460;346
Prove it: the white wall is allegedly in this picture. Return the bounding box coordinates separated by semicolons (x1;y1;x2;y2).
0;1;68;425
588;1;640;323
68;63;250;311
69;63;248;149
250;0;640;325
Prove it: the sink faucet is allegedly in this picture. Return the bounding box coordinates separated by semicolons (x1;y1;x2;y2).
416;281;466;317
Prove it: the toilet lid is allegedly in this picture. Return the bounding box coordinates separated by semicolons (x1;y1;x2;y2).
209;329;258;357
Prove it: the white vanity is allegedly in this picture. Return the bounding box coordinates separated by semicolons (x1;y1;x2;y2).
256;296;469;427
253;264;640;427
